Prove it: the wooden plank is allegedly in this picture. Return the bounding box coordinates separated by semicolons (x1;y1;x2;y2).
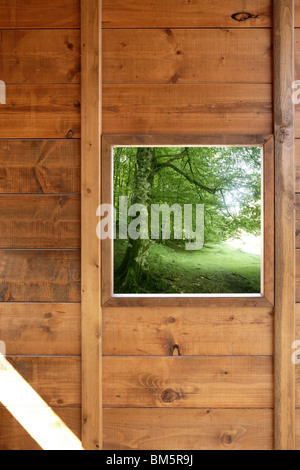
296;195;300;248
102;0;271;28
296;409;300;450
103;307;273;357
102;84;272;135
274;0;295;450
295;0;300;27
0;30;80;84
103;29;272;85
0;195;80;249
296;303;300;338
295;29;300;82
0;250;80;302
0;407;81;451
81;0;102;450
294;108;300;138
296;366;300;407
103;357;273;409
0;85;80;139
0;303;80;356
296;251;300;301
295;140;300;192
2;357;80;407
103;408;273;451
0;0;80;28
0;140;80;195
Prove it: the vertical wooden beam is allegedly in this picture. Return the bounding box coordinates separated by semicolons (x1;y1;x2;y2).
81;0;102;450
274;0;295;450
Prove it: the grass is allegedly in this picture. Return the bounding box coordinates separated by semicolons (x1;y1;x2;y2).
114;240;261;294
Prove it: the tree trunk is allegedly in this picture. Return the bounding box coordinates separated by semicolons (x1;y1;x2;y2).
116;147;156;292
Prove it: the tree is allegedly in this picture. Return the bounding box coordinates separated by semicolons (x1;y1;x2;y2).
114;146;261;292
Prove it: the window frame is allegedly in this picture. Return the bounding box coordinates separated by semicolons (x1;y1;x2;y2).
101;134;274;308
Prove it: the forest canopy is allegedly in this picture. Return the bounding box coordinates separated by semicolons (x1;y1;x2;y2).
113;146;262;295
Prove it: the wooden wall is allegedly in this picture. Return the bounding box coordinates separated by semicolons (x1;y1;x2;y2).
295;0;300;451
0;0;298;451
101;0;275;451
0;0;81;449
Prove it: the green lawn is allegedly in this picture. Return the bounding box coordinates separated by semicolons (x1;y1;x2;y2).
114;240;261;294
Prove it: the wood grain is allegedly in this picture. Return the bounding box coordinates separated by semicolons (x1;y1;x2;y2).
0;250;80;302
295;0;300;27
0;0;80;28
103;307;273;357
81;0;102;450
295;367;300;407
0;303;80;356
296;303;300;338
0;407;81;451
102;0;271;28
103;29;272;85
296;251;300;302
103;408;273;450
103;357;273;409
295;140;300;193
296;195;300;248
0;30;80;84
0;140;80;194
0;195;80;249
102;84;272;135
5;356;80;407
274;0;295;450
296;408;300;450
0;85;80;139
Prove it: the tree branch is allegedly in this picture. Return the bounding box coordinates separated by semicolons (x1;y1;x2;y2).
159;162;217;195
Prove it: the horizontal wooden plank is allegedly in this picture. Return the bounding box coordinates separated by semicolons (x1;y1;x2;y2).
103;307;274;356
0;250;80;302
103;29;272;85
103;84;272;135
103;357;273;408
103;408;273;450
4;357;80;407
0;30;80;84
102;0;271;28
0;303;80;356
0;85;80;139
0;407;81;451
0;0;80;28
0;140;80;194
0;195;80;249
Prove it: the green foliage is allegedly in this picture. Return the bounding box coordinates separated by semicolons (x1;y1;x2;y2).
114;146;262;243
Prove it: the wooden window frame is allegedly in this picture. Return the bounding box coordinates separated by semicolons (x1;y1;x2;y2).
102;134;274;309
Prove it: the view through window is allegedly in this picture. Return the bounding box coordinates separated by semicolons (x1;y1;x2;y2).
112;146;262;295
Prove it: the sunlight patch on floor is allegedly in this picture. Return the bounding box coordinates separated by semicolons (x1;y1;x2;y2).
0;352;82;451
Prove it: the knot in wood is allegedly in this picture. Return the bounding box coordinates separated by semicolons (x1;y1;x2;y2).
276;126;290;143
161;388;180;403
231;12;258;22
220;432;234;446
